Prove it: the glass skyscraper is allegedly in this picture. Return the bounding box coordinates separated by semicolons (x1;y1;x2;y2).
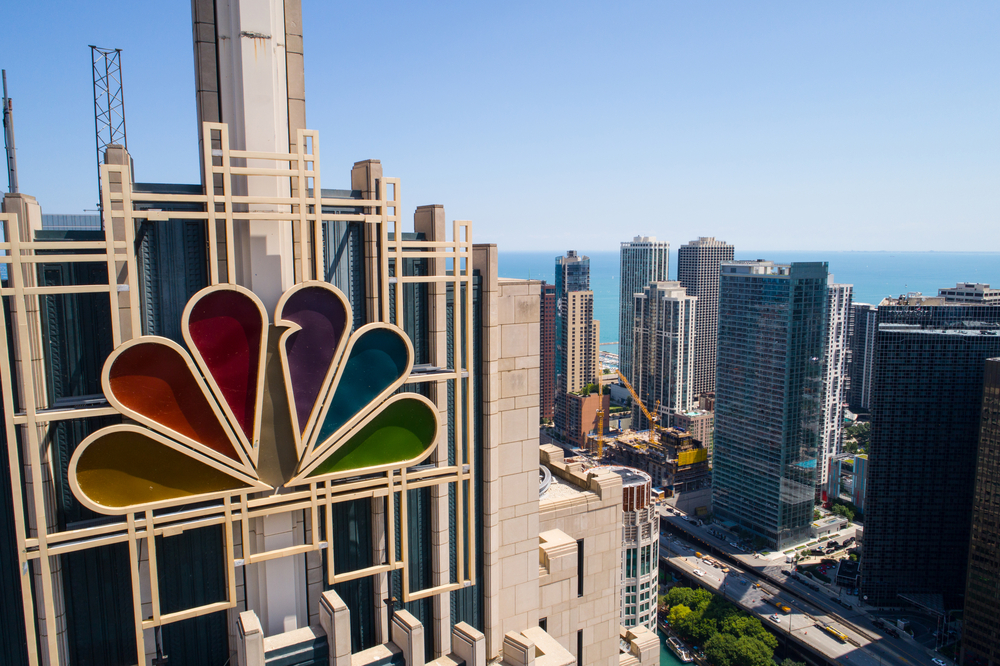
677;237;734;397
963;357;1000;664
713;261;829;549
618;237;669;386
861;299;1000;607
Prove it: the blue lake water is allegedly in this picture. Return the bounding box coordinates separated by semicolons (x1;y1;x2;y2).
498;251;1000;344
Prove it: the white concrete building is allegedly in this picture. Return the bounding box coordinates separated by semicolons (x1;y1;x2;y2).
590;466;658;632
618;237;670;387
819;281;853;488
631;281;696;429
938;282;1000;304
677;237;734;396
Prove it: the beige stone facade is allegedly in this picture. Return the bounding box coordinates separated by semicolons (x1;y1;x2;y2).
538;446;623;666
476;266;544;655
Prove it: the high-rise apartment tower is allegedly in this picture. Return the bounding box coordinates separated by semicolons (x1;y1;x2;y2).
540;281;557;420
677;237;734;396
818;282;852;488
631;281;695;429
861;299;1000;607
846;303;877;413
553;252;600;437
962;357;1000;665
618;237;669;386
713;261;828;549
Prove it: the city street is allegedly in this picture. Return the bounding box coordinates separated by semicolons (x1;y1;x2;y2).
660;513;953;666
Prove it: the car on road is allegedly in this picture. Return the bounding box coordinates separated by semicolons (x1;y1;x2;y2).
780;570;790;576
729;541;739;548
768;614;781;623
681;515;690;522
693;569;706;577
932;660;947;666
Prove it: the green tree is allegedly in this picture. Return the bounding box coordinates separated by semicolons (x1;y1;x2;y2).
831;503;855;522
684;612;718;645
780;659;807;666
704;634;739;666
733;636;774;666
666;586;713;612
813;508;821;520
668;604;692;627
719;614;778;651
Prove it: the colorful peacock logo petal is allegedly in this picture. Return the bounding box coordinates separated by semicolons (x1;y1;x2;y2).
68;281;439;514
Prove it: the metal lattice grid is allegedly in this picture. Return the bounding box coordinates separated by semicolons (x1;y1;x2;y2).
90;46;127;212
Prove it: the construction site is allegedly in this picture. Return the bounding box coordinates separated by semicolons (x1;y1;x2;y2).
576;371;713;517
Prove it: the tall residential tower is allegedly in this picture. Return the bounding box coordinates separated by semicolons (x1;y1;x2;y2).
553;252;600;437
631;281;696;429
539;281;557;421
818;282;852;488
962;358;1000;665
677;237;734;396
618;237;669;386
861;298;1000;607
846;303;877;413
713;261;828;549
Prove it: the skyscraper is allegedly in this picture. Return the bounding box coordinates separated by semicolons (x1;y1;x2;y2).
846;303;877;413
713;261;829;549
861;299;1000;607
962;357;1000;665
677;237;735;397
0;4;631;664
818;282;852;488
540;281;557;421
618;237;669;385
554;252;600;438
631;281;696;429
554;250;590;387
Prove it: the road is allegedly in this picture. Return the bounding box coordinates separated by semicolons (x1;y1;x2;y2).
660;511;952;666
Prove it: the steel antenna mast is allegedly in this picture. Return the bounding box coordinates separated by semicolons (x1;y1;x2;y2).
2;69;18;193
90;46;127;213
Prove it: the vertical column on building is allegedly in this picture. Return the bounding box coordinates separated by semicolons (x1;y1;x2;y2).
196;0;309;638
355;160;390;645
2;192;70;663
473;247;542;657
413;204;451;656
208;0;297;310
351;160;383;324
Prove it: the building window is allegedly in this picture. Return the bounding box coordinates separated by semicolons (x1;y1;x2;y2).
539;617;547;632
577;539;585;597
577;630;584;664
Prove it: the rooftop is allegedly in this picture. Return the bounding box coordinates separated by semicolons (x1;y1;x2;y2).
589;465;651;489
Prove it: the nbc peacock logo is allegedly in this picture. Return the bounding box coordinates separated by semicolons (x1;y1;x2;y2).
68;281;439;514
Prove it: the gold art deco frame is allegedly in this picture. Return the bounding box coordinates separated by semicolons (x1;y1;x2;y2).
0;122;476;665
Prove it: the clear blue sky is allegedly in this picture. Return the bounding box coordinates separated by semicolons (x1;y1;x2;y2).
2;1;997;252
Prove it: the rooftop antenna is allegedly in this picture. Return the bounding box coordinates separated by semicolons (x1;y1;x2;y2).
2;69;18;193
90;46;127;212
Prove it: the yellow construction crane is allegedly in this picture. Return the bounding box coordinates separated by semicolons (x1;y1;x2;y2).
594;409;604;458
615;370;660;434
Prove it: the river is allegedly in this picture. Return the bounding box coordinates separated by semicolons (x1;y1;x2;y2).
658;627;685;666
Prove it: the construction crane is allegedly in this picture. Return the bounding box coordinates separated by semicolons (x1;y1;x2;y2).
614;369;661;435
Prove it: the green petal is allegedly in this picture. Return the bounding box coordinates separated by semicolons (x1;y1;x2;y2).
308;398;437;476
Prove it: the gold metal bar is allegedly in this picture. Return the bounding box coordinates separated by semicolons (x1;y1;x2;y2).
126;514;147;659
0;214;40;666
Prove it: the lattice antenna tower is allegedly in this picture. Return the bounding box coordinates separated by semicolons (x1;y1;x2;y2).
90;46;127;210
